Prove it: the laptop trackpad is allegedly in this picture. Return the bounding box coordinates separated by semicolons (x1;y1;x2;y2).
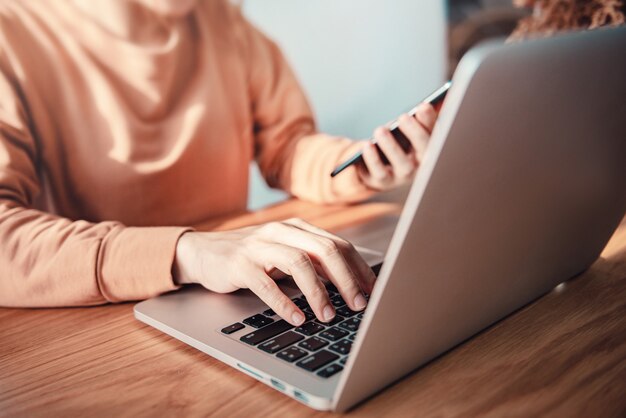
354;246;385;268
334;214;398;255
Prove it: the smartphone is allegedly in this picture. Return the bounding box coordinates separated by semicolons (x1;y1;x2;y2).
330;81;452;178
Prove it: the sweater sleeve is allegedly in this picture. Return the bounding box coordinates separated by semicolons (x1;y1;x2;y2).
0;57;189;307
236;8;374;204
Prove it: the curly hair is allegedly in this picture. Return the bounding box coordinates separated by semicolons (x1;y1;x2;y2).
510;0;626;40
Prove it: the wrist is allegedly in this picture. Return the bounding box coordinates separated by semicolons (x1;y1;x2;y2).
172;232;194;285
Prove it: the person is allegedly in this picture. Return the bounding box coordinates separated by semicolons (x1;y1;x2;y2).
2;0;621;326
509;0;625;39
0;0;438;326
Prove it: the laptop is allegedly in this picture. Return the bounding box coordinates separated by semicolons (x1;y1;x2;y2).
134;27;626;412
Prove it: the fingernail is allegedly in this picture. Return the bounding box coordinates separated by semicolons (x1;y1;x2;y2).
292;311;305;325
354;293;367;310
323;305;335;322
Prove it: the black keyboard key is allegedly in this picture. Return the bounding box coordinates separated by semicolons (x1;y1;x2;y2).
336;306;358;317
243;314;274;329
317;363;343;378
298;336;328;352
262;308;276;317
328;339;352;355
240;320;293;345
337;317;361;333
294;322;325;336
292;297;310;310
277;346;308;363
303;311;315;321
296;350;339;372
259;331;304;354
330;294;346;308
319;327;349;342
348;333;356;341
315;314;344;327
326;283;338;293
357;312;364;319
221;322;245;335
339;357;348;365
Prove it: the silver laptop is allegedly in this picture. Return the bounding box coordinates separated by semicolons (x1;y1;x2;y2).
135;27;626;412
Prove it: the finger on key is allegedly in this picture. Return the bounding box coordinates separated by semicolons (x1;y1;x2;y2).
245;272;305;326
263;243;335;323
273;224;363;312
282;219;370;311
285;218;376;295
267;221;362;311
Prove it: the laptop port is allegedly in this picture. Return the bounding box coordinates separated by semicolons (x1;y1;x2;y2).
293;390;308;404
270;379;286;391
236;363;263;380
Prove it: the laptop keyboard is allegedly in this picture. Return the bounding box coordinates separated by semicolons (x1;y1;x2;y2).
221;284;366;379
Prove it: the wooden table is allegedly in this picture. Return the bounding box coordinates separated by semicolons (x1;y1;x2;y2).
2;197;625;417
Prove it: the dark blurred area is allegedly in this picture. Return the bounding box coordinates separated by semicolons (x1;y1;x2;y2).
447;0;531;77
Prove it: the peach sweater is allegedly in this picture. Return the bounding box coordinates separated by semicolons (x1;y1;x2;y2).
0;1;370;307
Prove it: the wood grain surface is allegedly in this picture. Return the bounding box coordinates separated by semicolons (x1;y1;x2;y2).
1;198;625;418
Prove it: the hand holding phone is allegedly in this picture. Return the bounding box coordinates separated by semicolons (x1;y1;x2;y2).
330;81;451;177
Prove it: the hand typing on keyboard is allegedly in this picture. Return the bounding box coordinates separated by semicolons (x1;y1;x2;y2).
172;218;376;326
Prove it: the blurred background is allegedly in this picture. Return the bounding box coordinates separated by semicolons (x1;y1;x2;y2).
244;0;529;209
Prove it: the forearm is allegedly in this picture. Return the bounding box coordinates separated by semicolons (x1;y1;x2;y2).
0;202;190;307
277;133;375;204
